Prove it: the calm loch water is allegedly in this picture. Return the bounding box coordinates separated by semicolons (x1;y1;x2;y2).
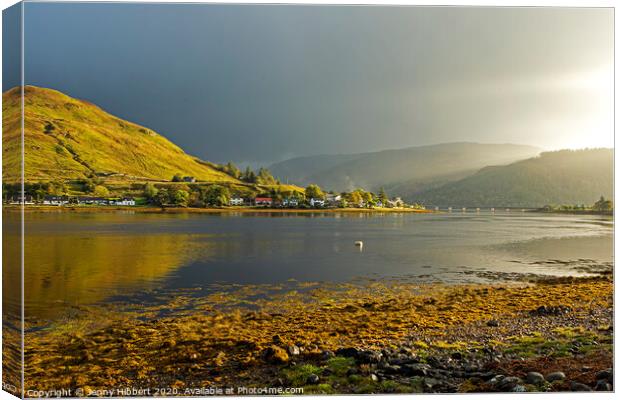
3;211;613;322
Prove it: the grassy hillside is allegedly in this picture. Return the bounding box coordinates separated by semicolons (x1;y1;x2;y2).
412;149;613;208
2;86;239;183
269;143;541;193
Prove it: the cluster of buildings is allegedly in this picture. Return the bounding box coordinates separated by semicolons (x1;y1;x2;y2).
228;194;406;209
6;193;406;209
5;195;136;206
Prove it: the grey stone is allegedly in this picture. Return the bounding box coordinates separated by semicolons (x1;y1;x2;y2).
306;374;320;384
545;371;566;382
382;364;402;374
570;381;592;391
595;368;613;382
511;385;527;392
595;380;612;391
487;375;505;385
401;363;432;377
357;350;382;364
335;347;359;358
423;378;440;388
526;372;545;384
496;376;521;391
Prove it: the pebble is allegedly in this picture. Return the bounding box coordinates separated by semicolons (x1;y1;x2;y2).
306;374;320;384
595;368;613;382
287;345;301;356
335;347;359;358
525;372;545;384
370;374;379;382
263;346;289;364
487;320;500;327
594;380;612;391
382;364;402;374
357;350;382;364
423;377;440;389
570;381;592;392
545;371;566;382
511;385;527;392
495;376;521;391
401;363;431;377
487;375;505;385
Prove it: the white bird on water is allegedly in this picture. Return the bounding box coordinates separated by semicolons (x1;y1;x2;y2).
355;241;364;251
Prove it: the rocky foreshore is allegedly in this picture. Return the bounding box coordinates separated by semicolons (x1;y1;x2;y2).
22;274;613;395
266;328;612;394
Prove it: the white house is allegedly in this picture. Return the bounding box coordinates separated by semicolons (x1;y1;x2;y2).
113;197;136;206
79;197;108;205
229;197;244;206
325;194;342;206
43;196;69;206
9;196;34;205
310;198;325;207
387;197;404;208
283;198;299;207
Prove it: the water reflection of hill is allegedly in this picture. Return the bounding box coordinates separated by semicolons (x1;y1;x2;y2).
4;212;216;323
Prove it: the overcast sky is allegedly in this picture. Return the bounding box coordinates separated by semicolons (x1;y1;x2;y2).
4;3;613;166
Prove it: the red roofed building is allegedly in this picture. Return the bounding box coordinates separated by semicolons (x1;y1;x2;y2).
254;197;273;206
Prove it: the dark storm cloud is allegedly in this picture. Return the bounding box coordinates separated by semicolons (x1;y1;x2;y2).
12;3;613;165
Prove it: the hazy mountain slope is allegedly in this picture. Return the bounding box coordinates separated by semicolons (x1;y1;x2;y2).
269;153;363;185
412;149;613;207
2;86;239;183
270;143;541;193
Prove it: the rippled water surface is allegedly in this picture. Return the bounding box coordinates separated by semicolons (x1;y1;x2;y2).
4;211;612;321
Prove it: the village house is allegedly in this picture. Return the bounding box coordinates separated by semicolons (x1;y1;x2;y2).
108;197;136;206
229;197;245;206
78;197;108;205
282;198;299;207
8;195;34;205
310;198;325;207
325;194;342;206
254;197;273;206
387;197;404;208
43;196;69;206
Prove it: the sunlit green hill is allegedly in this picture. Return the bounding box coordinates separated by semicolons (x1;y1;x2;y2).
412;149;613;207
2;86;240;183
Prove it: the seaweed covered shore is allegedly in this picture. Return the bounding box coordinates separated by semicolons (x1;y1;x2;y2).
22;273;613;395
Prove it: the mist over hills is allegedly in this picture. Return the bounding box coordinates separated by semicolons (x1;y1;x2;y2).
411;149;613;208
269;143;542;193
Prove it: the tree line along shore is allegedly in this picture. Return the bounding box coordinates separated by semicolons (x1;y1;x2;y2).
2;171;426;211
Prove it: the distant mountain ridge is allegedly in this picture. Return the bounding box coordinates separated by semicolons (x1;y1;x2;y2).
412;149;613;208
269;142;542;193
2;86;239;183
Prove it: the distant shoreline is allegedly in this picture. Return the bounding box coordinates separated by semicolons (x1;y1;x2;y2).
532;209;613;216
4;205;434;214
